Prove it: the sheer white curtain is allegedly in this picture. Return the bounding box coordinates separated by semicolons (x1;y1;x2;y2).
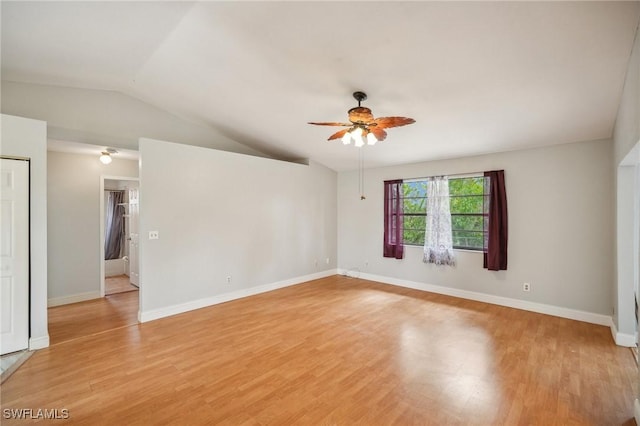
423;176;456;266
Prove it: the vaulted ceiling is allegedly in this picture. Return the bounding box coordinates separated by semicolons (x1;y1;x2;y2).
2;2;639;171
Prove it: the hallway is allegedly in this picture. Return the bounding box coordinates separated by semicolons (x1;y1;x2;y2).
48;292;138;345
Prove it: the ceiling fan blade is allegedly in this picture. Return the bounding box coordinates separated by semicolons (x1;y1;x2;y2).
327;128;350;141
370;127;388;142
372;117;416;128
308;121;352;126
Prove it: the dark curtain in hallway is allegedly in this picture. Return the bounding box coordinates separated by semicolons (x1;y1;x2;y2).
105;191;125;260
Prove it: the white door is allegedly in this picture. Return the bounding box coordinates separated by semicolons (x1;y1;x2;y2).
128;188;140;287
0;159;29;355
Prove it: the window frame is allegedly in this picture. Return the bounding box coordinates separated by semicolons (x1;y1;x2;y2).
401;175;488;251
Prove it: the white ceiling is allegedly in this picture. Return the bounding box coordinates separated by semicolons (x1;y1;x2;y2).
2;1;639;171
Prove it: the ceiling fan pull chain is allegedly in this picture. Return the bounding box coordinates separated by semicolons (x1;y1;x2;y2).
359;147;366;200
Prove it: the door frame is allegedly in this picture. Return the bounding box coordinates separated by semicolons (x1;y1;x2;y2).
99;176;140;298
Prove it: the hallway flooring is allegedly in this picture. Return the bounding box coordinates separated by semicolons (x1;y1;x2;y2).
105;274;139;295
47;291;138;345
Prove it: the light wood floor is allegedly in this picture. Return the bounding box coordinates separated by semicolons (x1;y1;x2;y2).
105;274;139;296
48;291;139;345
2;276;637;425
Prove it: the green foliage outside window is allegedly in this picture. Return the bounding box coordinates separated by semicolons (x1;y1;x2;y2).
402;177;488;250
403;181;427;246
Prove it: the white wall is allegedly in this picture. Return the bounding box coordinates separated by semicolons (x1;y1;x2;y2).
614;24;640;167
0;114;49;349
2;81;268;158
105;259;125;277
138;138;337;321
47;151;138;305
338;139;613;319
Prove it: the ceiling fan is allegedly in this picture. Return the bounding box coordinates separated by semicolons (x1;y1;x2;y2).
308;91;415;146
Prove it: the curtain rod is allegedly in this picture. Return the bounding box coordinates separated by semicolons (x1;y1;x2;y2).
404;171;484;182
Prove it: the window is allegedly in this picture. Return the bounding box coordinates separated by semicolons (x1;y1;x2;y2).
402;176;489;250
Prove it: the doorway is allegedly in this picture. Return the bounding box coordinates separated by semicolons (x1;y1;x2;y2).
47;175;141;347
100;177;140;299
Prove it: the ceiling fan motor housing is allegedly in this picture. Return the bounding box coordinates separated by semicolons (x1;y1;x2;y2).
348;107;374;124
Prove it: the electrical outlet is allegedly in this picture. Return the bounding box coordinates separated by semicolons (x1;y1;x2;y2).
148;231;159;240
523;282;531;292
365;260;369;268
226;276;232;284
325;258;330;265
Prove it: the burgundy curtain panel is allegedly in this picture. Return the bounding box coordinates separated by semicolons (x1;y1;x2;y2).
383;179;404;259
483;170;508;270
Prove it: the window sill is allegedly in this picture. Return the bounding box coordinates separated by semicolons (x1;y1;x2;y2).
454;248;483;254
403;245;482;254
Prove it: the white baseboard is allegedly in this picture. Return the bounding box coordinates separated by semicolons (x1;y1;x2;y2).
48;291;101;307
139;269;338;323
29;335;49;350
635;399;640;425
609;320;637;347
339;270;612;327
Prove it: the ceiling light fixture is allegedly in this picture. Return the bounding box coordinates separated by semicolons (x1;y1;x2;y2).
99;148;118;164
